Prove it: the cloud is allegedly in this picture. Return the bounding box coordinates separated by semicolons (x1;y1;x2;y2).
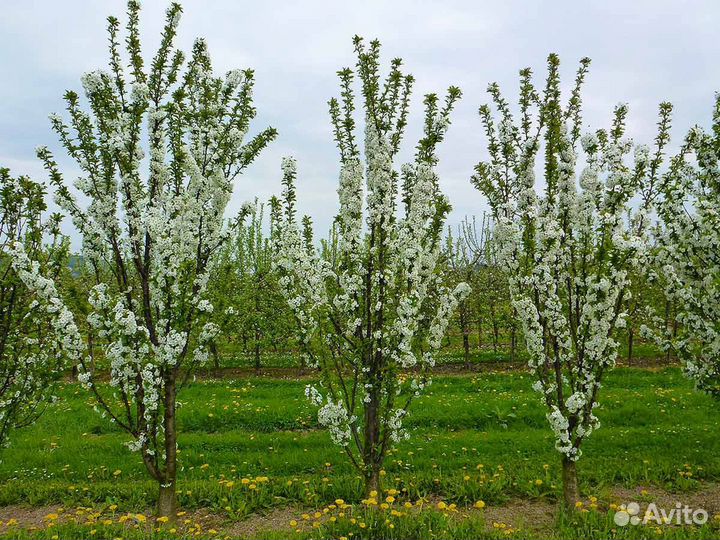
1;0;718;248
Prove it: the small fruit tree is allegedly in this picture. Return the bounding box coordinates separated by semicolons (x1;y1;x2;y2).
275;37;468;495
472;54;672;507
654;94;720;398
1;169;81;450
34;1;276;515
208;199;292;369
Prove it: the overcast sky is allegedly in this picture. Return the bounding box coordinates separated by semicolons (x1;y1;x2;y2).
1;0;719;247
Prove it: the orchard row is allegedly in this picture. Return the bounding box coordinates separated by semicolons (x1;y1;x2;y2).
1;0;717;518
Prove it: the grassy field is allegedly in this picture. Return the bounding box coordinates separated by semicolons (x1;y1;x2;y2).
209;337;664;370
0;365;718;539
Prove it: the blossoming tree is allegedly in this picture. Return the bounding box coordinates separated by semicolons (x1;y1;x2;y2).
452;214;517;358
1;169;81;451
34;1;276;515
207;199;292;369
443;222;479;368
275;37;469;496
472;55;672;507
653;94;720;398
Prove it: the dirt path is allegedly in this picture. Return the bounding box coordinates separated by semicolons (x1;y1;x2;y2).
190;356;679;380
65;355;679;383
2;482;717;538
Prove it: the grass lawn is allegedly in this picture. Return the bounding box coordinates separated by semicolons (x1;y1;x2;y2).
0;366;718;539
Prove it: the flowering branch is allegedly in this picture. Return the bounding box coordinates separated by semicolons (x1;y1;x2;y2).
472;54;672;507
275;37;468;496
31;0;276;516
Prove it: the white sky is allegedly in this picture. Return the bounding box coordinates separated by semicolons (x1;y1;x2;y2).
1;0;719;247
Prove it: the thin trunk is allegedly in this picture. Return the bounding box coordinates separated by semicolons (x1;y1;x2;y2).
669;316;678;363
158;378;178;517
460;307;470;369
664;300;672;363
510;326;517;361
561;456;580;509
489;305;498;352
210;341;220;370
157;482;177;518
627;327;634;365
363;386;381;497
254;290;261;371
463;332;470;370
364;466;381;498
492;321;499;353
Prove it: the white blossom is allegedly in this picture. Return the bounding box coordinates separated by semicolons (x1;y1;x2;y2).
654;95;720;398
473;60;671;465
274;39;464;487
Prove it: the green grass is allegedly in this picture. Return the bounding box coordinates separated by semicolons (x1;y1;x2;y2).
212;334;665;369
0;367;718;539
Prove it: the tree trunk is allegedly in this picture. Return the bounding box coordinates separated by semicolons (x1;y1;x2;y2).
492;321;499;353
463;332;470;370
627;327;634;365
159;377;178;517
664;300;672;363
669;316;678;363
363;384;382;497
364;467;381;498
254;329;261;371
210;341;221;370
460;306;470;369
254;289;262;370
510;326;517;361
157;482;177;518
561;457;580;509
489;305;498;352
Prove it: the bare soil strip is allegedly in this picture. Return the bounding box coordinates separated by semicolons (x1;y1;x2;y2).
1;482;717;538
191;356;680;380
